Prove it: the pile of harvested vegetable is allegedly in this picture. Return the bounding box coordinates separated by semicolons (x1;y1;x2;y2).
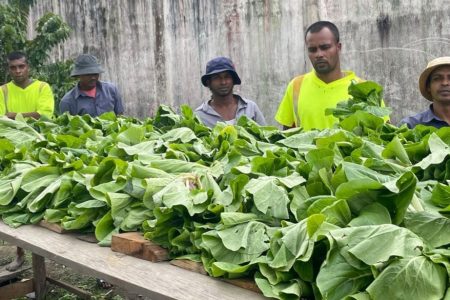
1;81;449;300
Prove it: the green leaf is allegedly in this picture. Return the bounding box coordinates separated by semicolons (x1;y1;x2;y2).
0;176;22;205
430;183;450;208
246;177;290;219
220;212;259;226
21;166;60;192
348;202;391;226
27;177;62;213
367;256;447;300
316;247;373;300
255;272;310;300
161;127;198;143
44;208;67;223
329;225;424;266
415;133;450;169
382;136;411;165
404;211;450;248
201;221;269;265
116;125;145;145
118;141;159;156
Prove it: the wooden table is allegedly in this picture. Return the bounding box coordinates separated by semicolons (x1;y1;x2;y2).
0;222;267;300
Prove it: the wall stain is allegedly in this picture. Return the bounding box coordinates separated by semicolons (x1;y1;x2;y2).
225;1;241;57
376;13;391;46
151;0;166;113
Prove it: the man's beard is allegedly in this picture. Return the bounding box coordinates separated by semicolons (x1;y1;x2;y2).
313;61;333;74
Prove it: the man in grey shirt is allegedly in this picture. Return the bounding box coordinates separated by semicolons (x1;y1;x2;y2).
60;54;124;117
195;56;266;128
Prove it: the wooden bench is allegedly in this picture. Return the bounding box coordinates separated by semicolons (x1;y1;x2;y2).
0;222;267;300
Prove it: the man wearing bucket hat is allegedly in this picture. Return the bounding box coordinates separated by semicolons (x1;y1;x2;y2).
59;54;124;117
400;57;450;128
195;56;266;127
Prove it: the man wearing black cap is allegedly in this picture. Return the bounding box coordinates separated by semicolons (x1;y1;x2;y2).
195;56;266;127
400;56;450;128
59;54;124;117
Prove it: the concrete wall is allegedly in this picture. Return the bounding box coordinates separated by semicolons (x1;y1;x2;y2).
26;0;450;124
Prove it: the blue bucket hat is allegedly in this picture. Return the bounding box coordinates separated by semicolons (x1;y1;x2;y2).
71;54;105;77
201;56;241;86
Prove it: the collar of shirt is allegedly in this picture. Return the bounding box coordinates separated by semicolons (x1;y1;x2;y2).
200;94;248;116
74;81;103;99
310;70;356;88
420;104;445;123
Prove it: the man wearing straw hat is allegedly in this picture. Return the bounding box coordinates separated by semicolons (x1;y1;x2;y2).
60;54;124;117
400;57;450;128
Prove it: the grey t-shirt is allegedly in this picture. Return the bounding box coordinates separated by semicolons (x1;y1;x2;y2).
194;95;266;128
59;81;124;117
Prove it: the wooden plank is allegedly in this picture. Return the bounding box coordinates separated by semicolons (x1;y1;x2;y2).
170;259;207;275
170;259;261;294
0;222;266;300
47;276;92;299
223;278;261;294
32;253;47;300
0;265;31;282
38;220;69;234
75;233;98;244
111;232;169;262
0;279;34;300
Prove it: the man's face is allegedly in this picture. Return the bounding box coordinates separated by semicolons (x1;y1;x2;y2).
78;74;99;90
428;65;450;104
207;71;234;97
8;57;30;85
306;27;342;75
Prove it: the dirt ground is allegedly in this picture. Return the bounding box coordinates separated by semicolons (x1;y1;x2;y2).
0;241;151;300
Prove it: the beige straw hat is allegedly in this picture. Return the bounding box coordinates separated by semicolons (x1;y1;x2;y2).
419;56;450;101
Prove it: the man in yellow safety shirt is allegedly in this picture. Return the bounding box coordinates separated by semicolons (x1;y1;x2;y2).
0;51;54;272
275;21;363;130
0;51;54;119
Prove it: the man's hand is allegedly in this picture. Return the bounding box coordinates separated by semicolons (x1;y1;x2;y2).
6;112;17;119
6;112;40;120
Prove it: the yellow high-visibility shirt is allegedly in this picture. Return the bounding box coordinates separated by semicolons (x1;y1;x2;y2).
275;71;362;131
0;80;54;118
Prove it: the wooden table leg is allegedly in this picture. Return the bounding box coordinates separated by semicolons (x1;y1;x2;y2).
32;253;47;300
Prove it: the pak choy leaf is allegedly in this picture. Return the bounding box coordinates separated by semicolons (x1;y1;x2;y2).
325;81;391;121
268;214;338;271
245;177;290;219
404;210;450;248
414;133;450;170
366;256;447;300
316;247;373;300
201;221;270;265
327;224;424;267
152;173;211;216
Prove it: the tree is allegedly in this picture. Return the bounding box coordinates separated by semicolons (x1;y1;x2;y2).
0;0;76;111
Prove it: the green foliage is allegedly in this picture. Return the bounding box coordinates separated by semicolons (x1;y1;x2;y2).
1;92;450;299
0;0;74;109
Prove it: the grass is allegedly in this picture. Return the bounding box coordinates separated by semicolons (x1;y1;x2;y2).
0;241;148;299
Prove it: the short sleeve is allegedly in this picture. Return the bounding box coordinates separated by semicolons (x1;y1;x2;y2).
274;79;295;127
252;102;266;125
37;83;55;117
114;85;124;115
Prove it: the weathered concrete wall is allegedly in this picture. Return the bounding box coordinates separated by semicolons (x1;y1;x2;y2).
26;0;450;124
